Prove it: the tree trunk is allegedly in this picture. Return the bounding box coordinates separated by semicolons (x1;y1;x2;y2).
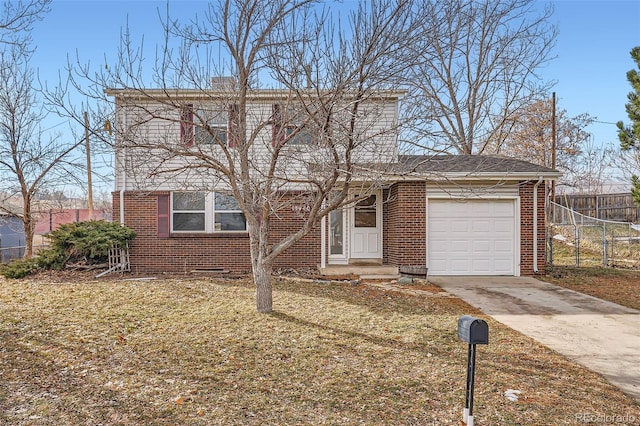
22;203;34;258
253;259;273;313
249;223;274;313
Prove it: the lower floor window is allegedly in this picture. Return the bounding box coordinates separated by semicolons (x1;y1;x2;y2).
172;191;246;232
214;192;247;231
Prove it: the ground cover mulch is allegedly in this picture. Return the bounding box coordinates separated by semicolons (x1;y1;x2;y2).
0;271;638;425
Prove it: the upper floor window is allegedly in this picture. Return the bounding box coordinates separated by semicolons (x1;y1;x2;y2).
195;108;228;145
171;191;246;232
272;103;317;146
181;104;238;147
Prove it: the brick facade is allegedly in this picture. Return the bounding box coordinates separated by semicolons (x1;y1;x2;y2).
114;179;546;276
519;180;547;276
113;191;319;274
386;182;427;268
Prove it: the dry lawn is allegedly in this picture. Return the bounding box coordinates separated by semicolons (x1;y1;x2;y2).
1;272;638;425
544;265;640;311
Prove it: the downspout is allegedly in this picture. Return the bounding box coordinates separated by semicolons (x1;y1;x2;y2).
320;198;327;269
321;213;327;270
119;146;126;226
533;177;543;273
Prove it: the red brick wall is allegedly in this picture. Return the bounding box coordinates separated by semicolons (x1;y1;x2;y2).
519;181;547;276
386;182;426;267
114;180;547;276
113;191;319;274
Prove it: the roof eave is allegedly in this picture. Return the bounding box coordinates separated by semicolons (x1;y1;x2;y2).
384;171;561;181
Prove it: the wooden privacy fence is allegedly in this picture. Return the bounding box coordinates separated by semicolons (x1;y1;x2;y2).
554;193;640;223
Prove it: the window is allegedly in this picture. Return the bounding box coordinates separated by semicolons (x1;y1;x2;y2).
272;103;316;145
181;104;238;147
329;208;344;255
195;108;228;145
354;195;377;228
170;191;246;233
285;125;314;145
214;192;246;231
173;192;206;231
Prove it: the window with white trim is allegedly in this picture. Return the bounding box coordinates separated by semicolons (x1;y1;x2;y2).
214;192;246;231
171;191;246;233
195;108;228;145
172;192;206;231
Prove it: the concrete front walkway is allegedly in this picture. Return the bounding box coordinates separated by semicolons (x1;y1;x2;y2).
428;276;640;400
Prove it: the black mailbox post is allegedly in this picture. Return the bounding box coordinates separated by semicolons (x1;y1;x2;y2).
457;315;489;426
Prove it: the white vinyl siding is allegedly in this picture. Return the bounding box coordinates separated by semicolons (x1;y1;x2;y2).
113;95;401;191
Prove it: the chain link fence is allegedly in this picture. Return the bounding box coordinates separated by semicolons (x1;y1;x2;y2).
547;201;640;268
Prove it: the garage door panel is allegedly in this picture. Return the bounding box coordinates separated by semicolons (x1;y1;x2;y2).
493;218;513;232
428;199;515;275
494;259;514;273
450;259;470;272
450;240;469;252
471;259;491;273
472;240;491;252
470;202;492;216
494;240;513;252
472;220;490;233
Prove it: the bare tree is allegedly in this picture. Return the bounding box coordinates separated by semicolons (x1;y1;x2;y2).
496;97;595;179
0;0;49;47
563;140;616;195
70;0;415;312
405;0;557;154
0;32;84;257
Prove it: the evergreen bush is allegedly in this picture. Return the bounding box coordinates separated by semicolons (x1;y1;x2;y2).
0;220;136;279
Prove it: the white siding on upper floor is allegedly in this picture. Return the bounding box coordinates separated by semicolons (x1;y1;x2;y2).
113;93;401;191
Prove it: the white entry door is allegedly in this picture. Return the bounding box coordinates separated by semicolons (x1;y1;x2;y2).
350;191;382;259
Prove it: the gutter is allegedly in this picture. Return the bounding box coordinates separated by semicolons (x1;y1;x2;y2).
533;177;543;273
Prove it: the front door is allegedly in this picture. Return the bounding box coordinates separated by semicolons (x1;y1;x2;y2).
350;191;382;259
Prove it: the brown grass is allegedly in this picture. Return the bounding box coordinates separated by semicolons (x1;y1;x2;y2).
0;273;638;425
544;265;640;311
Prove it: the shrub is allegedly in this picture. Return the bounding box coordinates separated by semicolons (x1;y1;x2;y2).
43;220;136;269
0;220;136;278
0;258;41;279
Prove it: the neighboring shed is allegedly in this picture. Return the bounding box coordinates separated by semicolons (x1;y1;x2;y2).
0;213;25;262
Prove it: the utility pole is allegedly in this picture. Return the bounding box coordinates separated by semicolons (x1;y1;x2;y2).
84;111;94;220
551;92;556;203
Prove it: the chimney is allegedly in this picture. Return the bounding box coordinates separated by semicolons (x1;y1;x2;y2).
211;76;237;91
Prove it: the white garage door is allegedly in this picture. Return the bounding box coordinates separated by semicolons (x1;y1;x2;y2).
428;199;516;275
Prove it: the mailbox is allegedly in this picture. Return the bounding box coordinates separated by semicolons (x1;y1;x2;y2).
457;315;489;345
458;315;489;426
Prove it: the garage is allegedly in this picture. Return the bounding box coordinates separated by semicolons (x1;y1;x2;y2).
428;199;517;275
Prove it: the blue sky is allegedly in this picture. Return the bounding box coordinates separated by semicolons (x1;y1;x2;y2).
30;0;640;155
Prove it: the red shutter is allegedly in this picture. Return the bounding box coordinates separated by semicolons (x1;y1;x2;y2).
228;103;239;148
180;104;194;146
272;103;284;146
157;194;170;238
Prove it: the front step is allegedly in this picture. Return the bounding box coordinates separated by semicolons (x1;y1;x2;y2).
359;274;402;280
319;264;400;280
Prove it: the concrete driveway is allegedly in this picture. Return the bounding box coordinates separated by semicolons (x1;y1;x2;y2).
428;276;640;400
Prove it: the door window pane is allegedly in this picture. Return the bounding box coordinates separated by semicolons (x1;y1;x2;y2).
355;195;377;227
330;209;344;255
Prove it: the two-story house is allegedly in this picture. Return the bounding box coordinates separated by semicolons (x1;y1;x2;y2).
107;86;559;278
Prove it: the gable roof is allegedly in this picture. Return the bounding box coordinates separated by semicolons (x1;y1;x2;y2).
393;155;560;180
